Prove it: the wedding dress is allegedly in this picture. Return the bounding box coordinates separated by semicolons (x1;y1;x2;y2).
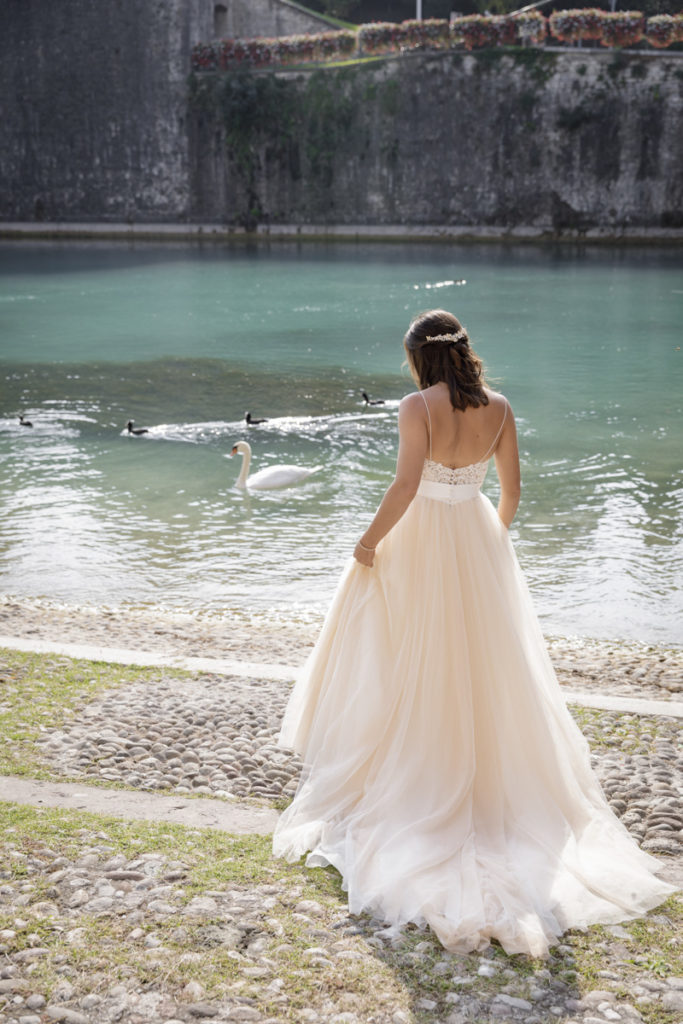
272;396;674;957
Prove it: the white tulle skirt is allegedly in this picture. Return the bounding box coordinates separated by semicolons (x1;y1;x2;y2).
272;487;675;956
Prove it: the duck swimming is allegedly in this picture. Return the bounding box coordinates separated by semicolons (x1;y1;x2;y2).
126;420;149;436
19;415;33;428
230;440;321;490
361;390;385;406
245;411;268;425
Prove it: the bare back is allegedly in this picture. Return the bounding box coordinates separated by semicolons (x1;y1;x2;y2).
356;381;522;563
420;384;508;468
416;383;521;527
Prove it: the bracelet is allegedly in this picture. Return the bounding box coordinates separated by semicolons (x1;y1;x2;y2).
357;540;375;552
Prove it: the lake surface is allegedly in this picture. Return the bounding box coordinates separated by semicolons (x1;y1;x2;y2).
1;240;681;645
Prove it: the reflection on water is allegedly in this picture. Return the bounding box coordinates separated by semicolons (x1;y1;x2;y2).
1;241;682;644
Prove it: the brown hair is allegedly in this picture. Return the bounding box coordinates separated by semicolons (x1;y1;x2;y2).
403;309;489;411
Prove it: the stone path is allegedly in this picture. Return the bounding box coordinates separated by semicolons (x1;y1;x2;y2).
1;635;682;719
0;636;296;683
1;598;681;700
2;639;681;863
0;776;278;835
2;635;683;1024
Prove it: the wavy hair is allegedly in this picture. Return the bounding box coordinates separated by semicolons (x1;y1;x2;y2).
403;309;489;411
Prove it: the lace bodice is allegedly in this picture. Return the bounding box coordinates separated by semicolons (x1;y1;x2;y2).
421;458;488;488
417;391;506;494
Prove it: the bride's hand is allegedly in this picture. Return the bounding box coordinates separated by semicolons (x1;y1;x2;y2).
354;541;375;567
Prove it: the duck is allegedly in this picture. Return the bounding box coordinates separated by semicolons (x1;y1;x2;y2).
19;415;33;428
229;440;321;490
126;420;149;436
245;411;268;425
361;390;385;406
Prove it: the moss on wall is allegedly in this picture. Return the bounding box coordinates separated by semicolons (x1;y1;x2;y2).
189;49;683;232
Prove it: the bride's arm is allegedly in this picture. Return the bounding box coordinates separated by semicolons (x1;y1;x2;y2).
354;394;427;566
494;406;521;528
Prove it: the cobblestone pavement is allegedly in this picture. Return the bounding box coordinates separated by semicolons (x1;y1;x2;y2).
37;675;300;805
33;672;683;858
1;598;681;699
1;815;682;1024
1;617;682;1024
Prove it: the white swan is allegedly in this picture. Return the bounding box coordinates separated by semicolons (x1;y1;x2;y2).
229;440;321;490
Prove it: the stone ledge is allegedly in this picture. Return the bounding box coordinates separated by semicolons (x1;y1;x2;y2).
2;222;683;244
0;776;279;834
1;635;682;717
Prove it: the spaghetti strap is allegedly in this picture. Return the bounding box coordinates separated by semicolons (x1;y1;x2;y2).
480;400;508;463
419;391;432;460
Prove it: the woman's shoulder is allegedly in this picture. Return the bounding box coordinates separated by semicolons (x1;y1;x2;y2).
484;388;512;414
398;391;431;430
400;384;446;406
399;390;426;413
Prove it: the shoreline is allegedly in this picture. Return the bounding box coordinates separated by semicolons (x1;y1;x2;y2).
1;595;681;701
2;221;683;245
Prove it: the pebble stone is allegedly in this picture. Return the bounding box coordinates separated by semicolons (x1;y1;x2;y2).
36;674;303;804
1;597;681;698
1;604;682;1024
4;824;680;1024
33;675;683;853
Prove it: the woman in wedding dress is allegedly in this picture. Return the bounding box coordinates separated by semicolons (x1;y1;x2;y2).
272;309;674;957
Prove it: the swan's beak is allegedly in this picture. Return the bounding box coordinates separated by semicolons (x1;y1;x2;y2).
230;445;238;456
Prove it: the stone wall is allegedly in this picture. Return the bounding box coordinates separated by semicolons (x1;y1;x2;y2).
1;0;681;233
0;0;326;224
189;49;683;233
213;0;334;38
0;0;214;223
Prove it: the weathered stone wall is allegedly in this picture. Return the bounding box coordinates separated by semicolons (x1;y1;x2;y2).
0;0;331;224
213;0;334;38
1;0;681;233
189;49;683;233
0;0;215;223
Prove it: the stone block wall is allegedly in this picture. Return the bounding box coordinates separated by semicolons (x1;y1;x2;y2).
0;0;216;223
1;0;681;234
0;0;332;224
188;49;683;233
213;0;334;38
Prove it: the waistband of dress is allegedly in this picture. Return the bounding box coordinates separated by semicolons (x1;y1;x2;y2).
416;479;481;505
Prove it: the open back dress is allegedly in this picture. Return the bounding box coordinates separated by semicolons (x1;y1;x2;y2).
272;391;674;956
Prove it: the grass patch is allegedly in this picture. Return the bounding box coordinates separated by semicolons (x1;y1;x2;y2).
0;802;409;1018
285;0;357;31
569;705;680;755
275;54;386;71
1;800;270;868
0;646;180;779
570;899;683;1024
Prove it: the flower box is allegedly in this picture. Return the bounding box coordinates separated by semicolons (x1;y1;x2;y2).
451;15;499;51
514;11;548;46
401;18;451;50
645;14;681;49
549;9;603;43
599;11;645;48
358;22;404;54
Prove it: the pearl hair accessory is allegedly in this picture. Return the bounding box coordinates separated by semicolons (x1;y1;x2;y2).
424;327;467;344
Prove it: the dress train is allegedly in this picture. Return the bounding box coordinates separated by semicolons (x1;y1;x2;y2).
272;455;675;956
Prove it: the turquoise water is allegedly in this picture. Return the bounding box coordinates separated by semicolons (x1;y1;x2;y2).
1;240;682;644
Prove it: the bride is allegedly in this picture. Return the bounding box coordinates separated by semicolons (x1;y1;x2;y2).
272;308;674;957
